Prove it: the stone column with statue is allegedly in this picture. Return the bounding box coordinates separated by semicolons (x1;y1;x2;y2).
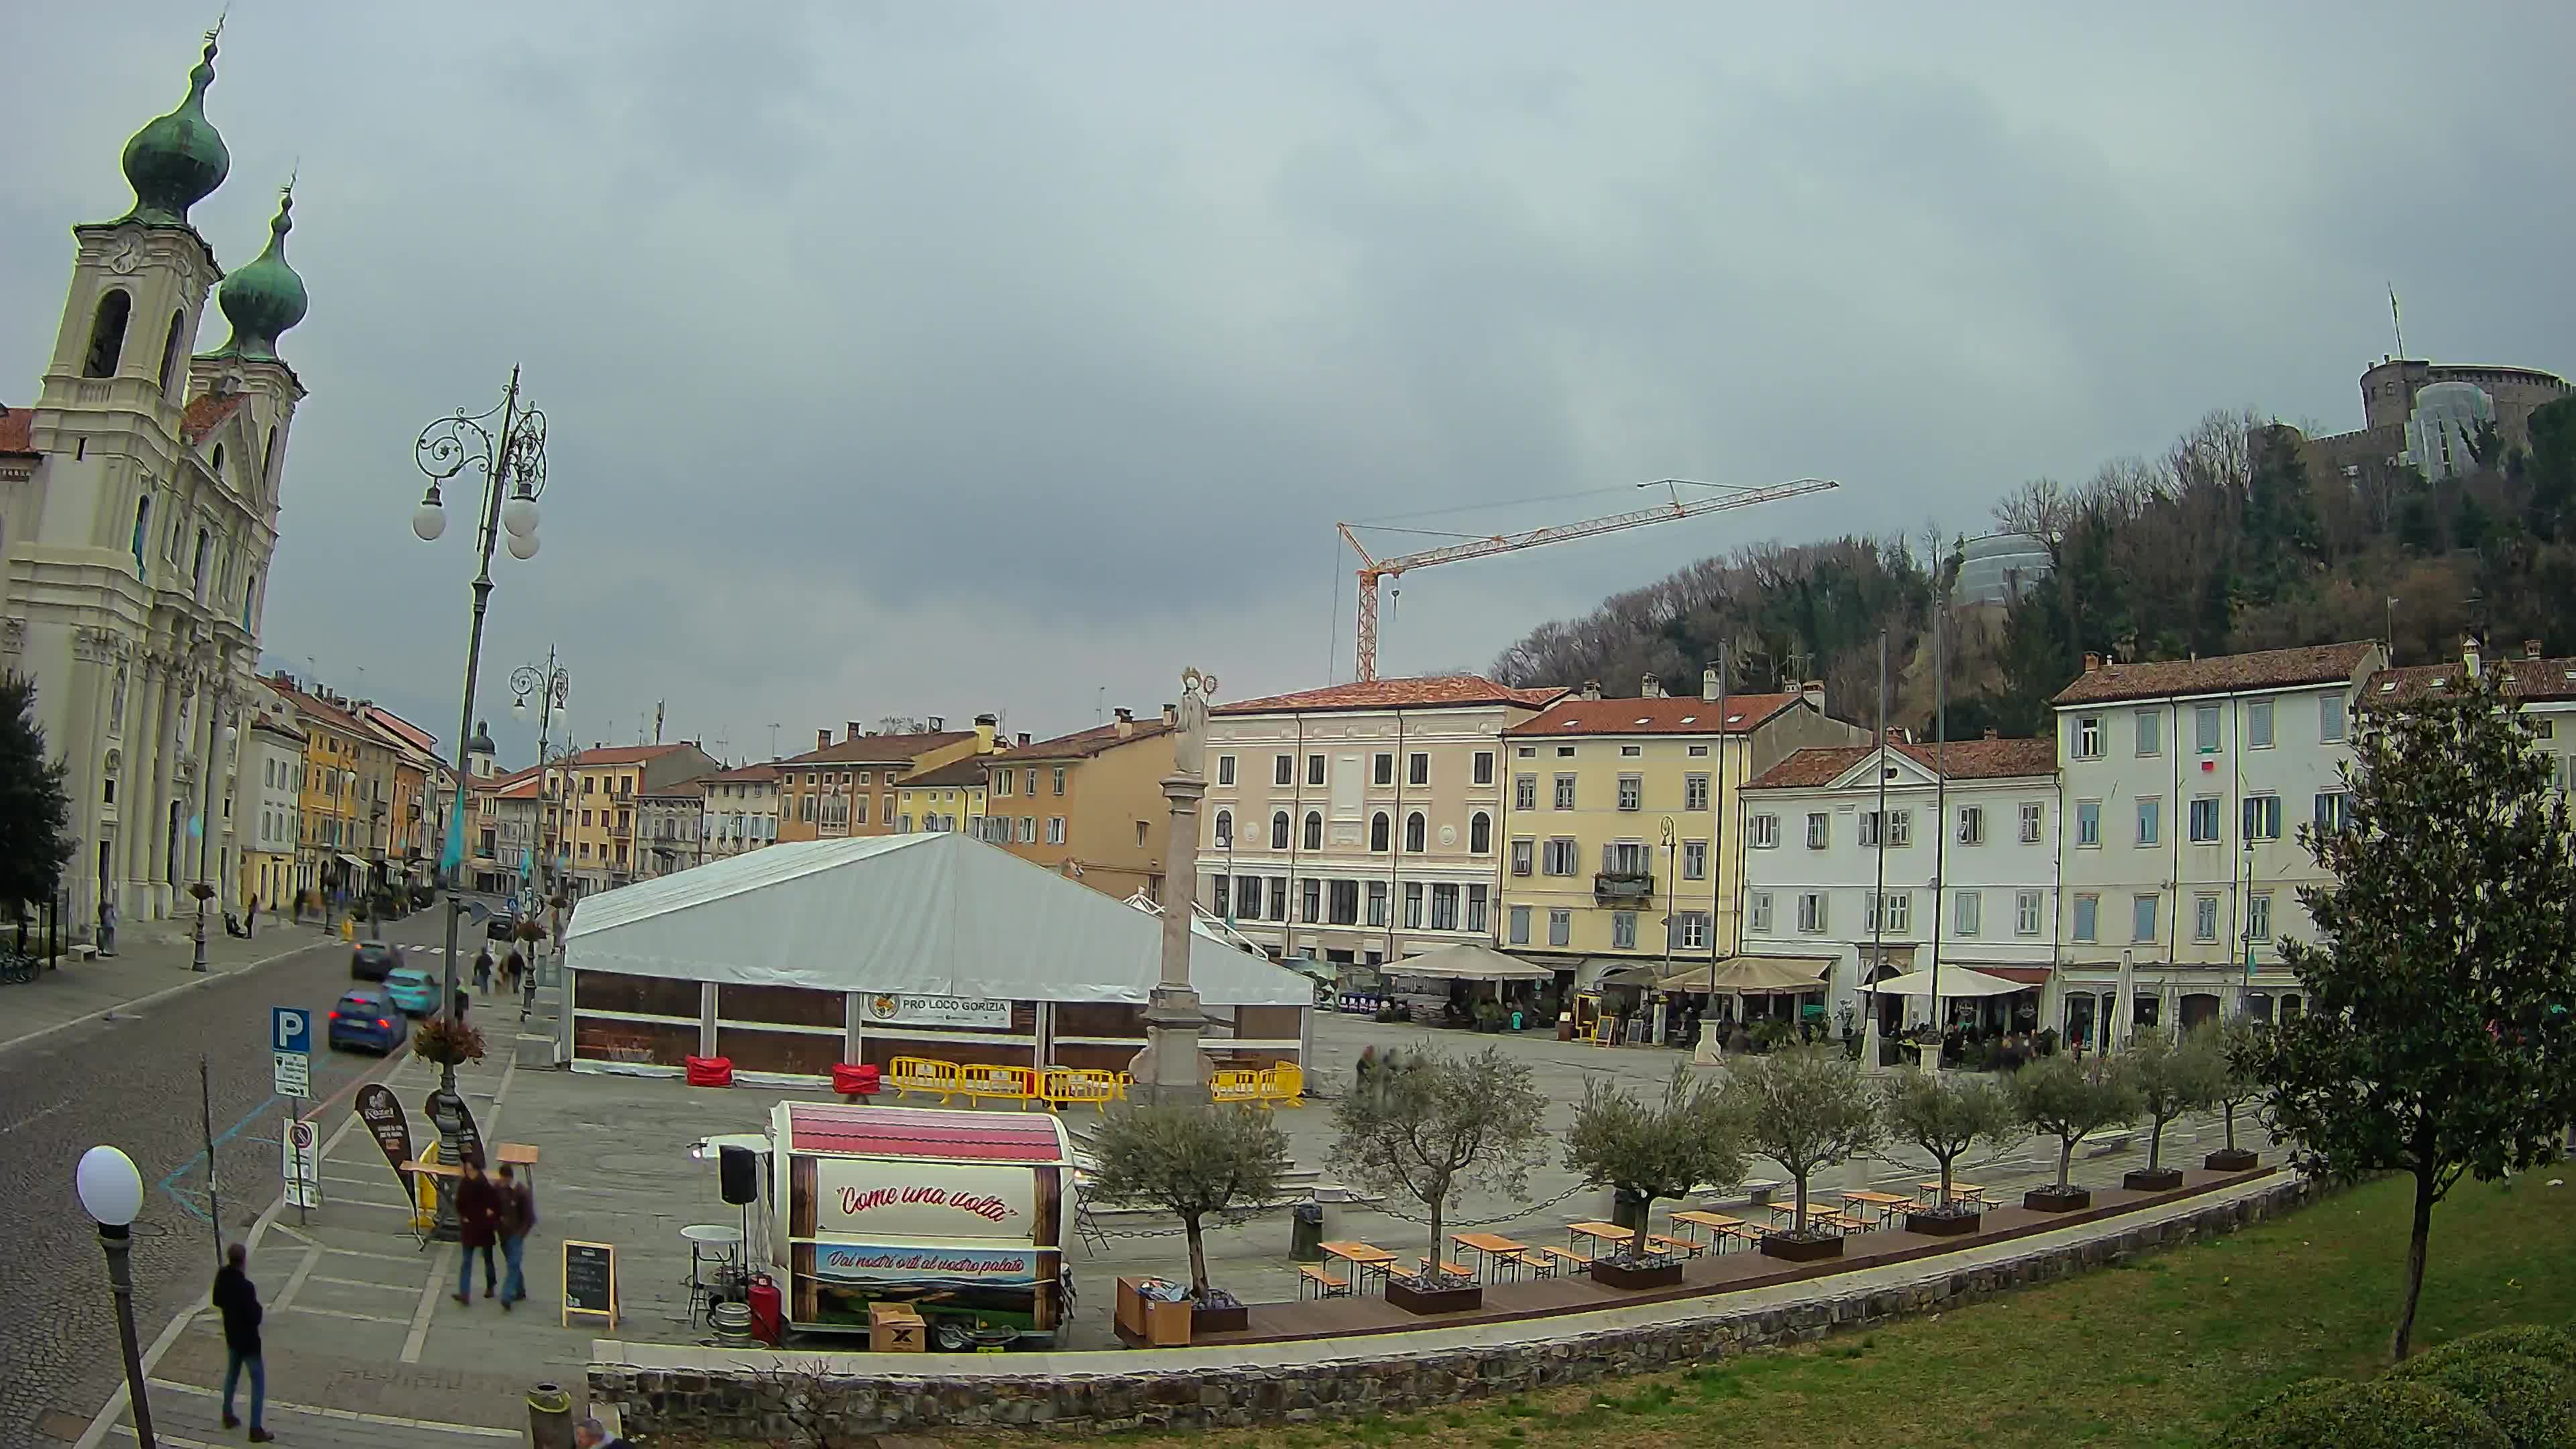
1133;667;1218;1106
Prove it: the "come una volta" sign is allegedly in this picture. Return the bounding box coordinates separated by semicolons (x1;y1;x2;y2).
814;1160;1032;1239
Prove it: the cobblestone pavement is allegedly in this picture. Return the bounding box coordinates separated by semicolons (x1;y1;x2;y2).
0;908;472;1448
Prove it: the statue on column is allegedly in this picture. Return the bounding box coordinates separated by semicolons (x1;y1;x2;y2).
1173;667;1217;778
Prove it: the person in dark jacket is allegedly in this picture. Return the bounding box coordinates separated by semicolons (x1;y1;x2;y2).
213;1242;272;1440
496;1163;536;1308
452;1156;503;1303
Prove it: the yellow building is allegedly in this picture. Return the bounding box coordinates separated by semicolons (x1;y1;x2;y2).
549;741;720;896
260;676;376;906
988;708;1175;901
894;757;988;835
773;715;998;843
1497;675;1863;973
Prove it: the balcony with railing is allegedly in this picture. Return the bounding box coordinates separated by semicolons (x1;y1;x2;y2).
1593;870;1655;903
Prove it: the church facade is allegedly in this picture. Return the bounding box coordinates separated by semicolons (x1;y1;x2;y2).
0;31;311;929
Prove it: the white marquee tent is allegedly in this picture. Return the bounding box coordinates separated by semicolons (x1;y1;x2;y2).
561;831;1312;1007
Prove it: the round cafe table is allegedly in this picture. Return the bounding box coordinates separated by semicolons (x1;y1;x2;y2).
682;1223;746;1322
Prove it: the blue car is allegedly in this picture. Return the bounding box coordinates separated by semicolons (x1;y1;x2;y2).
384;965;441;1017
329;987;402;1053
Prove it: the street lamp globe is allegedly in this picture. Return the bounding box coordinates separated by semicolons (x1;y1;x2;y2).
500;488;540;539
411;485;448;543
76;1145;144;1226
506;531;539;561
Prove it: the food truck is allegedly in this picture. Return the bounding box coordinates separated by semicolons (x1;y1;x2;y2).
762;1101;1075;1348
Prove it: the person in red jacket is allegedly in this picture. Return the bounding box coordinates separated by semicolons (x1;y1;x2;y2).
452;1155;503;1304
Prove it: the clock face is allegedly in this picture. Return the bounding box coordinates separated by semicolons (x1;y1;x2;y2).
106;237;142;275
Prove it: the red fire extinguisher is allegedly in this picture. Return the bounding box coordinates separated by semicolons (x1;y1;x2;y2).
747;1273;784;1346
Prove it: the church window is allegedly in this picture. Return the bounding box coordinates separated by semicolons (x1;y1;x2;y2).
262;426;278;486
211;443;225;479
157;310;186;395
84;290;131;378
130;496;151;575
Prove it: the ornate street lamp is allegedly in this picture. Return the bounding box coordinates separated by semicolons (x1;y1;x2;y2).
77;1145;155;1449
511;648;569;971
411;368;549;1238
191;718;238;971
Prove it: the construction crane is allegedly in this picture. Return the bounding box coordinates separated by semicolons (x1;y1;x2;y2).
1338;476;1841;682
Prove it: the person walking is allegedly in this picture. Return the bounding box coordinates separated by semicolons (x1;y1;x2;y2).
97;898;117;957
452;1155;502;1304
496;1162;536;1309
574;1417;633;1449
245;892;259;938
472;945;494;997
213;1242;272;1441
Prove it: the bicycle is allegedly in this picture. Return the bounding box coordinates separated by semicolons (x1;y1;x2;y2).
0;951;40;984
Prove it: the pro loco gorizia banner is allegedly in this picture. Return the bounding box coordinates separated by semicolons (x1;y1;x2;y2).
810;1242;1050;1287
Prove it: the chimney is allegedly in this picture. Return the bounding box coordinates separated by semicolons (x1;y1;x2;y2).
1641;674;1664;698
1016;731;1031;747
2082;652;2102;674
817;728;832;751
1580;679;1602;701
1161;702;1177;728
2526;639;2543;660
1702;666;1721;702
2463;634;2481;677
1801;679;1825;712
973;712;998;752
927;715;945;732
1114;707;1134;739
1984;727;1999;740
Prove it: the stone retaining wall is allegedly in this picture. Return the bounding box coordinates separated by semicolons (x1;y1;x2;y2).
593;1177;2314;1440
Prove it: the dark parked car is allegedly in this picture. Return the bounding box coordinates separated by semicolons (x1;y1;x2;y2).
328;986;402;1053
486;905;519;942
351;940;406;981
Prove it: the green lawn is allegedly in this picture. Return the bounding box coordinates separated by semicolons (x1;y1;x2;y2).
991;1170;2576;1449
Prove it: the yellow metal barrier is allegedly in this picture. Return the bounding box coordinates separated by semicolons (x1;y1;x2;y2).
958;1063;1036;1110
409;1141;439;1236
1258;1061;1305;1108
1209;1067;1265;1106
885;1057;960;1104
1038;1067;1119;1114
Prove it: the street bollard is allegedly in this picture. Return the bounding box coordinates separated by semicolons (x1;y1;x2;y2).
527;1383;573;1449
1289;1199;1324;1262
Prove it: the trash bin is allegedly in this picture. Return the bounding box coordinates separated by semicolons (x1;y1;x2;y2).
1510;1010;1523;1031
1290;1200;1324;1262
527;1383;573;1449
1611;1187;1650;1231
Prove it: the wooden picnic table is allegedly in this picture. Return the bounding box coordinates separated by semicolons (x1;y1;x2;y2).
1670;1209;1759;1248
1917;1180;1990;1205
1841;1189;1913;1226
1450;1231;1529;1279
1566;1221;1633;1258
1320;1240;1398;1293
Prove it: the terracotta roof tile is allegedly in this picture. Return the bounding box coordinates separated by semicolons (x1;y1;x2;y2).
0;405;34;457
1011;718;1175;759
776;731;975;765
900;757;991;788
1746;737;2057;790
2052;642;2379;706
566;743;688;767
2369;653;2576;705
1215;676;1566;716
705;763;780;783
1503;694;1802;737
180;392;248;445
262;677;369;737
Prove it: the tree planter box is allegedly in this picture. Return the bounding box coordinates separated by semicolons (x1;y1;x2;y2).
2123;1167;2185;1191
1384;1275;1483;1316
1760;1232;1844;1263
1905;1208;1982;1236
1589;1256;1684;1290
2024;1186;2092;1212
1191;1295;1249;1335
2204;1148;2259;1172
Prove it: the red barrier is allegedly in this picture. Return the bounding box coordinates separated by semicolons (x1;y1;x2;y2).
830;1062;881;1097
684;1055;733;1087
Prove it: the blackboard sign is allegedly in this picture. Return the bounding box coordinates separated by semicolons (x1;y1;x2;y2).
562;1240;617;1328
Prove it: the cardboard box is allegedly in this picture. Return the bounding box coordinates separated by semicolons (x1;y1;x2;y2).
1114;1277;1192;1348
869;1301;925;1353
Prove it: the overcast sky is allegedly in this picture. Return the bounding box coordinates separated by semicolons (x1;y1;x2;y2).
9;3;2572;765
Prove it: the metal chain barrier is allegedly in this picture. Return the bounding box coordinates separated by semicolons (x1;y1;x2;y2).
1366;1181;1591;1229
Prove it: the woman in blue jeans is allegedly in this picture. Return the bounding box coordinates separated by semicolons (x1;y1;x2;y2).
213;1243;272;1441
496;1163;535;1307
452;1157;502;1303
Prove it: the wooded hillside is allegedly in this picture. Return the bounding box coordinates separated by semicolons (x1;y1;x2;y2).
1490;396;2576;737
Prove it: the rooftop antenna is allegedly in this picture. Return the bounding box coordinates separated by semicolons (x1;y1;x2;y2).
2390;283;2405;359
767;722;780;760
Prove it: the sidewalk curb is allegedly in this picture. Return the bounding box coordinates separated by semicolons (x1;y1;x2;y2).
1;931;339;1058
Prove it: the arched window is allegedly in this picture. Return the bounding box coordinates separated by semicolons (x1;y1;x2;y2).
1405;812;1426;853
1470;811;1492;854
211;443;225;479
157;310;186;394
1213;809;1232;848
1370;812;1390;852
262;425;278;486
84;290;131;378
1270;811;1290;850
1303;811;1323;851
193;527;211;600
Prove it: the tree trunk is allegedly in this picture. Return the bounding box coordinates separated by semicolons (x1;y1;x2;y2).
1427;1203;1443;1279
1792;1174;1809;1234
1629;1195;1654;1260
1938;1155;1955;1202
2057;1137;2074;1191
2391;1166;2436;1362
1184;1217;1210;1300
2148;1116;2166;1172
2222;1102;2238;1152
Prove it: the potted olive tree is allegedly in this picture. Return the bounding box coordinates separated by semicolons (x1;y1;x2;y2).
1878;1069;2017;1236
2011;1051;2140;1212
1087;1101;1291;1336
1723;1046;1884;1262
1563;1065;1747;1289
2122;1026;2224;1191
1331;1046;1549;1314
2202;1018;2265;1171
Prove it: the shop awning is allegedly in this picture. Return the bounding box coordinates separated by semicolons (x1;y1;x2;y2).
1381;942;1556;982
335;853;369;871
1593;961;1663;987
1657;955;1833;995
1963;965;2052;985
1863;966;2025;998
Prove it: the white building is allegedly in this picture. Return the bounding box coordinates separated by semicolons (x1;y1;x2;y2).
698;763;781;861
240;714;303;913
1201;676;1564;969
1739;737;2060;1034
2371;637;2576;785
2050;641;2385;1042
0;34;308;928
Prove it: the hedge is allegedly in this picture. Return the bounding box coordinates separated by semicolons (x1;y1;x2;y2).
2214;1378;2511;1449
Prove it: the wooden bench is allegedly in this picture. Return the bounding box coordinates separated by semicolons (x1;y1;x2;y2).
1532;1245;1589;1274
1412;1256;1474;1283
1646;1233;1704;1259
1297;1264;1350;1299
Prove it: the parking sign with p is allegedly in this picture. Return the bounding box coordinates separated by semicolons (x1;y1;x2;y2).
272;1006;311;1098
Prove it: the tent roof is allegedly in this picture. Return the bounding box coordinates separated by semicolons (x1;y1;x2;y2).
563;832;1311;1006
1381;941;1556;982
1862;966;2024;998
1656;955;1833;995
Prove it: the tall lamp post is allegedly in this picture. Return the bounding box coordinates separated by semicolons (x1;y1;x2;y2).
411;368;549;1236
511;650;568;973
192;715;238;971
77;1145;155;1449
